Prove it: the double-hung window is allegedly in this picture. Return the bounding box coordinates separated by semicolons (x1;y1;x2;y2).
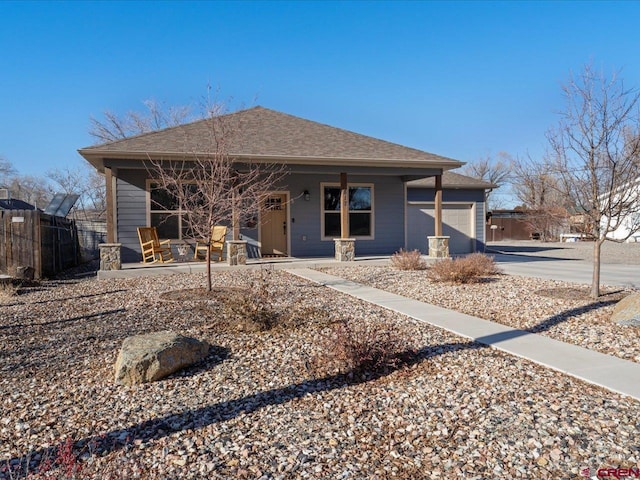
148;181;197;239
321;183;374;239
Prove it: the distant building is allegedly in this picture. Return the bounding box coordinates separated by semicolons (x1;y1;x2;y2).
0;188;37;211
486;210;534;241
602;178;640;242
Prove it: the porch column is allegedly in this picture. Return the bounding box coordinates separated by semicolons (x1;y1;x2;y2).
232;187;240;241
340;172;349;238
428;173;450;258
335;172;355;261
435;174;443;236
99;243;122;270
105;167;116;243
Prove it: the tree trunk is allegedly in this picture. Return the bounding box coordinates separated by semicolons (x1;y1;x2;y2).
206;247;212;292
591;238;603;298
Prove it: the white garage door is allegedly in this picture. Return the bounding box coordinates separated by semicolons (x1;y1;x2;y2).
407;203;474;254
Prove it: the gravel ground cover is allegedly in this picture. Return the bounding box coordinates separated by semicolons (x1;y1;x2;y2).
319;265;640;364
1;268;639;479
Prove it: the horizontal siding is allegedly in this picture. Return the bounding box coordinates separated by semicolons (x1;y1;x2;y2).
116;170;148;262
285;173;405;256
113;168;490;261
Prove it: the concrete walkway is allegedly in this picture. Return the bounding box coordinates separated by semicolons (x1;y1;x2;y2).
287;268;640;401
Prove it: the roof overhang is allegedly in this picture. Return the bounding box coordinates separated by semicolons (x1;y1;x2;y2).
78;149;464;173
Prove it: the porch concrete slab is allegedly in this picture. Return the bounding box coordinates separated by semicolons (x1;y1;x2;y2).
287;268;640;400
97;256;392;280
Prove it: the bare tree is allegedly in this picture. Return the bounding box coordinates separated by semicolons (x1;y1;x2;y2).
48;163;106;219
150;106;287;291
460;152;513;210
90;99;196;143
0;156;16;184
546;64;640;298
0;156;52;208
5;174;52;209
511;156;570;241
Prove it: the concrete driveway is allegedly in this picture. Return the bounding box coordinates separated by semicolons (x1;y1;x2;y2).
486;241;640;289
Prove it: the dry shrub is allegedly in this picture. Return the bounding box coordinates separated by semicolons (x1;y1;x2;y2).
0;436;146;480
279;305;333;330
390;249;427;270
0;281;18;301
220;270;279;332
312;319;414;378
427;253;500;284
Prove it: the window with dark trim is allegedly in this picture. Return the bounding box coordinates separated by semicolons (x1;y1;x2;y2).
321;184;374;239
148;182;197;239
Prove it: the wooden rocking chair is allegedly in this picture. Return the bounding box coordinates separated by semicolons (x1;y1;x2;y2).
194;225;228;261
137;227;174;263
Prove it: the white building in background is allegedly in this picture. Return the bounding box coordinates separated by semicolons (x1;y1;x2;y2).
603;178;640;242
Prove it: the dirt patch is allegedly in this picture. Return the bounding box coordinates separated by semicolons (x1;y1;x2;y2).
160;287;248;303
534;286;627;302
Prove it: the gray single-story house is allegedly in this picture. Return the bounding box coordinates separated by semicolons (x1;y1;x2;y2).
78;106;495;263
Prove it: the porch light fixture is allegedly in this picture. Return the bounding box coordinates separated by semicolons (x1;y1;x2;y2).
303;190;310;201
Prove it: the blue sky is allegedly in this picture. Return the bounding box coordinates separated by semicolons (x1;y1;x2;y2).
2;0;640;195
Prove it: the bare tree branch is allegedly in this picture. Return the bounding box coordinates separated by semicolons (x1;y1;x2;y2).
89;99;199;144
148;106;288;291
47;163;106;220
546;63;640;297
459;152;513;210
511;155;570;241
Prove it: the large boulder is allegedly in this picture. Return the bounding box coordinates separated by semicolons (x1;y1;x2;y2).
115;331;209;386
611;293;640;327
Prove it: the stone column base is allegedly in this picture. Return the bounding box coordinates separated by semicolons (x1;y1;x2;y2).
334;238;356;261
99;243;122;270
226;240;247;265
427;236;450;258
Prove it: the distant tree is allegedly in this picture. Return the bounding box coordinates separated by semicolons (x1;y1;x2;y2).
0;156;16;184
5;174;52;209
48;163;106;219
89;98;197;143
150;104;287;291
511;156;569;241
0;157;52;209
460;152;512;210
546;64;640;298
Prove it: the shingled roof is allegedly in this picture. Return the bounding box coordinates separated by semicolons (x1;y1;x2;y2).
79;106;463;171
407;171;497;190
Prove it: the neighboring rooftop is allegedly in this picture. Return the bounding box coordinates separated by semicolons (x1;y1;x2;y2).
0;198;37;211
79;106;463;171
407;171;497;189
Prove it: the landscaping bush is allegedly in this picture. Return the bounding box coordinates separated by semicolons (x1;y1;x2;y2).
427;253;500;284
390;249;427;270
312;319;414;378
221;269;279;332
0;281;18;300
0;436;146;480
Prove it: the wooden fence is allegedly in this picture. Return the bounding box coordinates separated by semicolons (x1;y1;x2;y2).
0;210;80;279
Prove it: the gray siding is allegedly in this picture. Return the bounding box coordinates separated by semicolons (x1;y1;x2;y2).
116;169;148;262
407;188;487;251
113;168;487;262
284;173;406;256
